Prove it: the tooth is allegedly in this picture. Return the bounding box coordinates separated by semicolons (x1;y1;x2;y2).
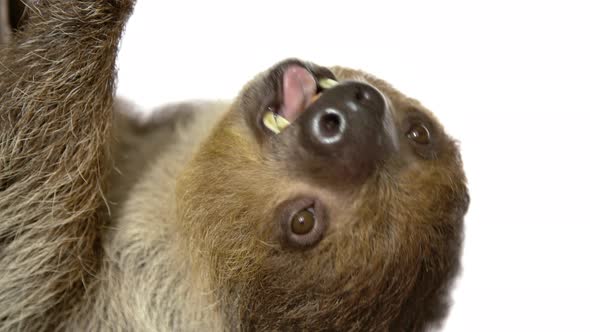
318;78;339;90
263;112;291;134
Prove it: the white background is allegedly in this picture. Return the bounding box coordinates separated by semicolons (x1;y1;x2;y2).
117;1;590;331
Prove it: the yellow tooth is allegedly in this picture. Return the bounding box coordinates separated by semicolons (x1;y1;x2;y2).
318;78;339;90
263;112;291;134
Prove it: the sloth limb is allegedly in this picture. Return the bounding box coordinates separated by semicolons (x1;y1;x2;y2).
0;1;134;330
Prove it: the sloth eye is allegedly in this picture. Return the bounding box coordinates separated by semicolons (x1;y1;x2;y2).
291;208;316;235
278;198;326;249
406;123;431;145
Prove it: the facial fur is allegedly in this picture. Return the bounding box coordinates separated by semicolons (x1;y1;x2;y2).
177;61;469;331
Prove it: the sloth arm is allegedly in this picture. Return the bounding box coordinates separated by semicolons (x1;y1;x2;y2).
0;1;134;330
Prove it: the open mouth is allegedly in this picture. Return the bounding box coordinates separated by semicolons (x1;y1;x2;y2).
263;65;339;134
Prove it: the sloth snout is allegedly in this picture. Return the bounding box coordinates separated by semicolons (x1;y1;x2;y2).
297;81;397;182
303;81;387;147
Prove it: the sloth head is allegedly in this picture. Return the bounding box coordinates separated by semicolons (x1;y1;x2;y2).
177;59;469;331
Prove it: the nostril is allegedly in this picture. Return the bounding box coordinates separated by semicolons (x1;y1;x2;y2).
320;113;341;136
354;87;371;103
312;109;346;145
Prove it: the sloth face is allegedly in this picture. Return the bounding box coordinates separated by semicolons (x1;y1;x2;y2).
177;59;469;330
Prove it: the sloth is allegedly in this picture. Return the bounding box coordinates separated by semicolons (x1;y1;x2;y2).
0;1;469;331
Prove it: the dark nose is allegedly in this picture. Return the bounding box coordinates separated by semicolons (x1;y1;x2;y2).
303;81;386;146
297;81;397;182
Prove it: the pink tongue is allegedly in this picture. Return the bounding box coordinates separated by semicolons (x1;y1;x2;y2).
280;65;317;122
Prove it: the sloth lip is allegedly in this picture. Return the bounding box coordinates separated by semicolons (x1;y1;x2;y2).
277;65;318;123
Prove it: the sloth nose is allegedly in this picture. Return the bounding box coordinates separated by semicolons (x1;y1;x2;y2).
305;82;386;145
298;81;394;172
296;81;397;182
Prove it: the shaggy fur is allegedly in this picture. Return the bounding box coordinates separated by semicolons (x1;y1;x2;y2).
176;67;469;331
0;1;469;331
0;1;133;330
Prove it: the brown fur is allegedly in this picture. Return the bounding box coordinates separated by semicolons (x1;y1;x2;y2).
0;1;133;330
0;1;469;331
177;66;469;331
